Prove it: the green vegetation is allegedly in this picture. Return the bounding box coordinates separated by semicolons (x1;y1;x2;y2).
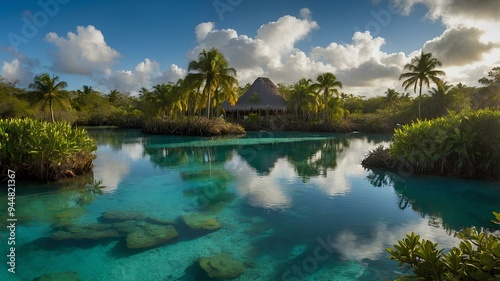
143;116;244;136
399;52;445;119
0;118;96;181
29;73;70;122
0;49;498;135
186;47;238;118
387;212;500;280
363;109;500;178
390;109;500;178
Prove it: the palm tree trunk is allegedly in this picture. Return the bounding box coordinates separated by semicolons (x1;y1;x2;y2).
206;91;211;119
418;81;423;120
49;98;55;122
323;94;327;122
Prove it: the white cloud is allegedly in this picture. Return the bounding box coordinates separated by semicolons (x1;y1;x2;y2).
45;25;120;75
312;32;387;71
101;58;163;93
32;5;499;96
1;59;34;86
189;16;409;96
156;64;187;85
187;5;499;94
389;0;500;87
195;22;215;42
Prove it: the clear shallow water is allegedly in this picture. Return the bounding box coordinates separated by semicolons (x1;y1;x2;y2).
1;129;500;281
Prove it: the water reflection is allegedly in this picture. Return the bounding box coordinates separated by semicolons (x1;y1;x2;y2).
226;153;292;209
365;169;500;231
141;132;356;210
88;129;146;193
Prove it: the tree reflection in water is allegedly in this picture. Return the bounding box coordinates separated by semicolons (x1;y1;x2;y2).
141;132;353;211
365;168;500;231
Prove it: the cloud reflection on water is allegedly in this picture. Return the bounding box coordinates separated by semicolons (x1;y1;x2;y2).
92;143;144;193
225;152;292;210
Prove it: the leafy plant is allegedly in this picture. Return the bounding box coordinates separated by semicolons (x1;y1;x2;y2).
0;118;97;181
389;109;500;178
387;213;500;280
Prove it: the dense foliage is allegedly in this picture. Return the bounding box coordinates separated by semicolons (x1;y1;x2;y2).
387;212;500;280
0;50;498;134
389;109;500;178
0;119;96;181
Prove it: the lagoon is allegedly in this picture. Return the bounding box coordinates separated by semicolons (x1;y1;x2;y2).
1;130;499;280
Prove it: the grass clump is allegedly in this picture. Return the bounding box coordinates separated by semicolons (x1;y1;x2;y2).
143;117;245;136
0;118;97;181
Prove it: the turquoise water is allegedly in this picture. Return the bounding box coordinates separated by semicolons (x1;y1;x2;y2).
1;130;500;281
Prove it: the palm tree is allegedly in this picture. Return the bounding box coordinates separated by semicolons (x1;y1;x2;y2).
384;88;399;117
288;78;317;119
428;81;453;116
82;85;94;95
399;52;445;119
29;73;68;122
312;72;343;121
186;48;238;118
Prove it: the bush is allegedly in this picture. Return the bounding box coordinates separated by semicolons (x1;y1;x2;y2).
361;145;397;168
387;212;500;280
0;118;97;181
143;116;245;136
347;112;395;133
389;109;500;178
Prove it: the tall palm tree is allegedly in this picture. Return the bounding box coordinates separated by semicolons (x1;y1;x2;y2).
384;88;399;117
186;48;238;118
399;52;445;119
29;73;68;122
312;72;343;121
428;81;454;116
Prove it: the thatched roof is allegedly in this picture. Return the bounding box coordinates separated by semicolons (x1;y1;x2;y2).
224;77;287;111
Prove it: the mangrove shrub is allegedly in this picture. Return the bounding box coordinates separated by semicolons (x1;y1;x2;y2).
389;109;500;178
0;119;97;181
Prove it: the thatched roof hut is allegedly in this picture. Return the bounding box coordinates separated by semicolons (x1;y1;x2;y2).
223;77;287;112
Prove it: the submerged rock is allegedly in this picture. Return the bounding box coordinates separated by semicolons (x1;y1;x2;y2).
51;223;121;241
126;223;178;249
112;220;143;234
181;213;222;231
199;253;245;279
145;216;177;225
100;210;145;222
37;271;82;281
52;207;87;224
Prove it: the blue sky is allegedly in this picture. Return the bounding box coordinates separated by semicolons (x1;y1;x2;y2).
1;0;499;96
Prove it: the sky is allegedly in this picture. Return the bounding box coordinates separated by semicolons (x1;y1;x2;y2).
1;0;499;97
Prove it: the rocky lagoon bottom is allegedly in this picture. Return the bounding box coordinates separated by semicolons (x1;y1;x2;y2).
1;130;499;281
